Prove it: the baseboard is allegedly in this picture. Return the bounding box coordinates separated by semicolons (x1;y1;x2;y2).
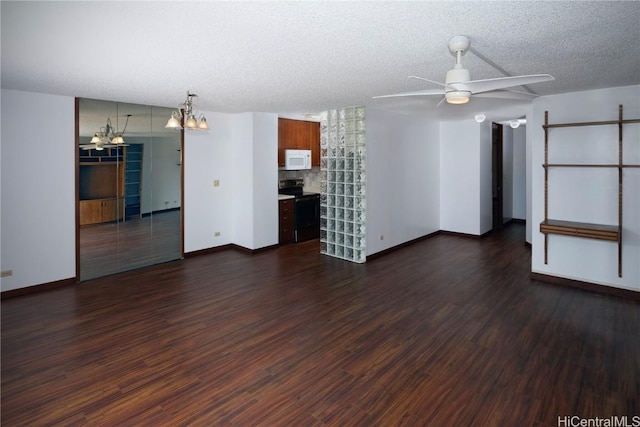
439;230;485;239
367;231;441;261
184;243;278;258
530;272;640;302
184;244;233;258
1;277;76;300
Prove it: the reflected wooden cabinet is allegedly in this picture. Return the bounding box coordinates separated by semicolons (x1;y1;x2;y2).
79;198;124;225
79;147;125;225
278;118;321;167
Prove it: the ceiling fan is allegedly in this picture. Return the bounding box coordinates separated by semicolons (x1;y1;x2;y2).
80;115;131;151
374;35;554;105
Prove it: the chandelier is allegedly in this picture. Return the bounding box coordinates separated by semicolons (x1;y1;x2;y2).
165;92;209;130
81;115;130;151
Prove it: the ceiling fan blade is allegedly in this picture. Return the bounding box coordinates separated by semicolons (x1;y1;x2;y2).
463;74;554;94
474;90;538;101
373;88;445;99
408;75;453;89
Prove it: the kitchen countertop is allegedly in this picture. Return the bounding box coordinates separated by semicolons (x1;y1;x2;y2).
278;194;295;200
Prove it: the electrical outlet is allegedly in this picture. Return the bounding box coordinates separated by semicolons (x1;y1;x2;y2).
379;235;384;241
213;180;220;187
1;270;13;278
214;232;221;237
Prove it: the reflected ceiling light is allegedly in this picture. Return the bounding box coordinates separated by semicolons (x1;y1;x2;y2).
510;120;521;129
80;115;130;151
474;113;486;123
166;92;209;130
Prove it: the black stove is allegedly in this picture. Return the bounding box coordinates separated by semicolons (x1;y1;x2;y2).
279;179;320;242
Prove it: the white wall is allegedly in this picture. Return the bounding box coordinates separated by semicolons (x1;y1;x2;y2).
512;126;526;220
502;128;514;221
479;123;492;235
250;112;279;249
502;125;527;222
440;120;492;235
365;109;440;256
184;111;235;253
183;111;279;253
531;85;640;290
1;90;76;291
230;112;279;250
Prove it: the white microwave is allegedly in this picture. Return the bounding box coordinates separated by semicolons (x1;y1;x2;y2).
284;149;312;170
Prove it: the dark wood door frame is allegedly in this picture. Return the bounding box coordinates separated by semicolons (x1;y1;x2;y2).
492;122;504;231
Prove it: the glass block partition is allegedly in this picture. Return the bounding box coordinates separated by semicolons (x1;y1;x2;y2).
320;106;366;263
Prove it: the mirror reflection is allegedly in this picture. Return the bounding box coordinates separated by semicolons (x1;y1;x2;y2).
78;99;182;281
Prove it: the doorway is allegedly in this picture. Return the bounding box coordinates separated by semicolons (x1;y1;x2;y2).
492;122;504;231
76;98;183;281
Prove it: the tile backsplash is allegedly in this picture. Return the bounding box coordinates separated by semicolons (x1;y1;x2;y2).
278;167;322;192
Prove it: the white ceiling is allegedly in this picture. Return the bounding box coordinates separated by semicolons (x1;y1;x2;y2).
2;1;639;124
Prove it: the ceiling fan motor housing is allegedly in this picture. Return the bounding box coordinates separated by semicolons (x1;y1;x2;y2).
445;67;471;85
445;67;471;103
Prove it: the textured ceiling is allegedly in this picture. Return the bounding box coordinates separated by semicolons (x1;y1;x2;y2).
2;1;639;124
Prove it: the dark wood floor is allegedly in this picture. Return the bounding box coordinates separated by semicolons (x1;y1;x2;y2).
80;210;182;281
2;223;638;426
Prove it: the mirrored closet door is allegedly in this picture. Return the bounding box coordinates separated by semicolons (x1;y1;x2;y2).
77;98;182;281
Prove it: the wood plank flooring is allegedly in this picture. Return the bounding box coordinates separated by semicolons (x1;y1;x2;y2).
80;210;182;281
2;223;639;426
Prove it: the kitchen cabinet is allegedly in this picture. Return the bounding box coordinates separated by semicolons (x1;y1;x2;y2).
279;198;295;244
278;118;320;167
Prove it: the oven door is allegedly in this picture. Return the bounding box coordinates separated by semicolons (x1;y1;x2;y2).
294;194;320;242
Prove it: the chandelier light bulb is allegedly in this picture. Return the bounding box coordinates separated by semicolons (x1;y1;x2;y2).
184;115;197;129
198;116;209;130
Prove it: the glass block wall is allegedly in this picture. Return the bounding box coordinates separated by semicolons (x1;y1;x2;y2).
320;106;366;263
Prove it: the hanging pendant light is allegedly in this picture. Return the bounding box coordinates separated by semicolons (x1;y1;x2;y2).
166;92;208;130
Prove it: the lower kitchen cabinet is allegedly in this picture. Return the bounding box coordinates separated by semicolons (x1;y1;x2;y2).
279;199;295;244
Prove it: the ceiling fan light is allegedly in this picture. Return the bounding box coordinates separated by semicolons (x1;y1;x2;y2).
90;134;101;143
445;91;470;104
95;145;104;151
474;113;486;123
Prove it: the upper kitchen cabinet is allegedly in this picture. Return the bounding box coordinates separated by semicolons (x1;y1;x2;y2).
278;118;320;167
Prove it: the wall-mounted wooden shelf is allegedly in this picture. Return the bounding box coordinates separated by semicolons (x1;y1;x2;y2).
541;105;639;278
540;219;619;241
